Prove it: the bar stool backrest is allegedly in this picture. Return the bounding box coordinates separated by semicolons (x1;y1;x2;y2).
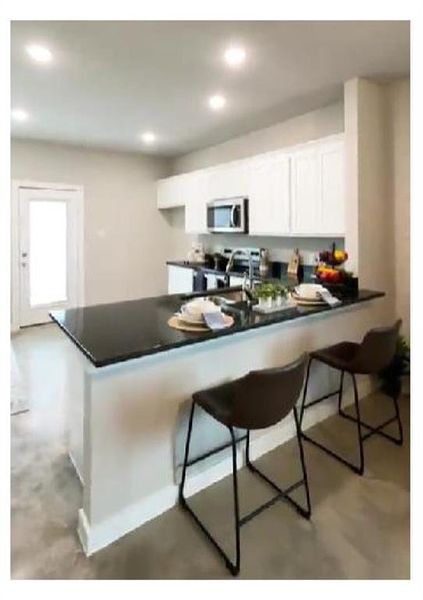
231;355;306;430
349;320;402;374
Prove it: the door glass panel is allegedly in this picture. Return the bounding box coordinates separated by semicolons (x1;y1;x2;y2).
29;200;67;306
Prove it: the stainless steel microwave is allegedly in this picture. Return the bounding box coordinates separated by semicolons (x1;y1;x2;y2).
206;197;248;233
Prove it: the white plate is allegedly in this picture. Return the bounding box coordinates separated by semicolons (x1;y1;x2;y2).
180;299;221;324
292;293;326;306
294;283;326;300
177;312;205;325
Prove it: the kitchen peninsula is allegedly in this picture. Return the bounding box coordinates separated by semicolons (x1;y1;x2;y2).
50;287;387;556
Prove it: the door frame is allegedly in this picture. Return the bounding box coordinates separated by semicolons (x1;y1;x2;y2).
11;180;84;331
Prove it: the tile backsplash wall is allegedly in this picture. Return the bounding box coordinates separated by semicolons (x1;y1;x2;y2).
198;234;345;266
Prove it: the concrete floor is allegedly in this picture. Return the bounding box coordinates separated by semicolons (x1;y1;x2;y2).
11;324;410;579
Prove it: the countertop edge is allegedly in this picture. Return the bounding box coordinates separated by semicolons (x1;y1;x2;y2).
50;291;385;369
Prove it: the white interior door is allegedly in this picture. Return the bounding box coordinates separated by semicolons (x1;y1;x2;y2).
18;187;83;327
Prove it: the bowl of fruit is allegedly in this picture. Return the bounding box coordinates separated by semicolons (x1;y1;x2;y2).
315;244;356;291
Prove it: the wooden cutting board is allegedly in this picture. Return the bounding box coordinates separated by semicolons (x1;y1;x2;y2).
167;314;234;332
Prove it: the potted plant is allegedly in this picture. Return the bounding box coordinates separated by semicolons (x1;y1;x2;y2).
274;284;289;307
253;283;288;309
378;335;410;398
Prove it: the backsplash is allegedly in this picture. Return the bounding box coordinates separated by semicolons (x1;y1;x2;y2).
198;233;345;266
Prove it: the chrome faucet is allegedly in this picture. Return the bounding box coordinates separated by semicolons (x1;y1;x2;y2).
225;248;253;278
226;248;255;301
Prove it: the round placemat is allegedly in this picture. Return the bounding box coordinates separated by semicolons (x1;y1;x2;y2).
168;314;234;332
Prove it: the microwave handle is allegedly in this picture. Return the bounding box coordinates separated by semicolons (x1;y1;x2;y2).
230;205;236;227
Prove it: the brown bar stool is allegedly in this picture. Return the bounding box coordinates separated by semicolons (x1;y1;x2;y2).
179;355;311;576
299;320;403;475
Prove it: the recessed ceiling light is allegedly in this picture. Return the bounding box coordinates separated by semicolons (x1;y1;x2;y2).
26;44;53;64
208;95;226;111
224;46;246;67
11;108;29;122
140;132;156;144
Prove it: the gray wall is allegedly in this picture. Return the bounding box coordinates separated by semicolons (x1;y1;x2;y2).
172;101;344;174
386;78;410;339
11;139;172;306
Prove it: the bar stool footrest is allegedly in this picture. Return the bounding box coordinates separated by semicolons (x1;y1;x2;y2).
301;431;364;475
186;434;247;468
338;410;403;445
301;388;342;414
245;459;310;519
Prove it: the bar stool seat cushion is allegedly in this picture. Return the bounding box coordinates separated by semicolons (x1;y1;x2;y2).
311;341;361;372
193;381;237;427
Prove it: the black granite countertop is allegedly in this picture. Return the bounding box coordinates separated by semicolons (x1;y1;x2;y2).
50;289;385;368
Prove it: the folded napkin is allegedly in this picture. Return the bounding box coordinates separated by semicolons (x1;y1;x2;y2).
203;311;228;330
318;289;342;307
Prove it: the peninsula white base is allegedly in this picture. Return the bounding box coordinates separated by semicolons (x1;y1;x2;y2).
63;298;389;556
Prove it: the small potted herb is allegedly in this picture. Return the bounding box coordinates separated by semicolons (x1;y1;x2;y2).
253;282;288;309
274;284;288;307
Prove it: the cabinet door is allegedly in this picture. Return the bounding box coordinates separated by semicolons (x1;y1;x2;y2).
167;266;194;294
248;154;290;235
157;176;184;209
319;140;345;235
290;147;320;235
184;171;209;234
207;162;248;200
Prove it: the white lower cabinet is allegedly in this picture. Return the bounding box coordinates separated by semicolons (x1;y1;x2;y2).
248;153;290;236
167;265;194;294
229;275;245;287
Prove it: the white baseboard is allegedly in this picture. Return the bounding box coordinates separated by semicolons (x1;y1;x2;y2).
79;375;373;556
77;485;178;556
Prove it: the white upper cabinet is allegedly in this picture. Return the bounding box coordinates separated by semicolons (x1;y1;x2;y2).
318;139;345;234
184;170;209;234
290;146;321;235
248;153;290;236
156;134;345;237
157;176;185;208
207;161;249;200
290;136;345;236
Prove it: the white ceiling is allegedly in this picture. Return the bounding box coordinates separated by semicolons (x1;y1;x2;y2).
11;21;410;157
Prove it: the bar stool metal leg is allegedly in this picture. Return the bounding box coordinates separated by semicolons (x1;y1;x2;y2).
300;357;313;426
338;375;404;446
179;401;241;576
229;426;241;575
293;406;312;517
392;394;404;445
179;400;196;506
300;371;365;475
352;373;365;475
337;370;345;414
245;411;311;519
